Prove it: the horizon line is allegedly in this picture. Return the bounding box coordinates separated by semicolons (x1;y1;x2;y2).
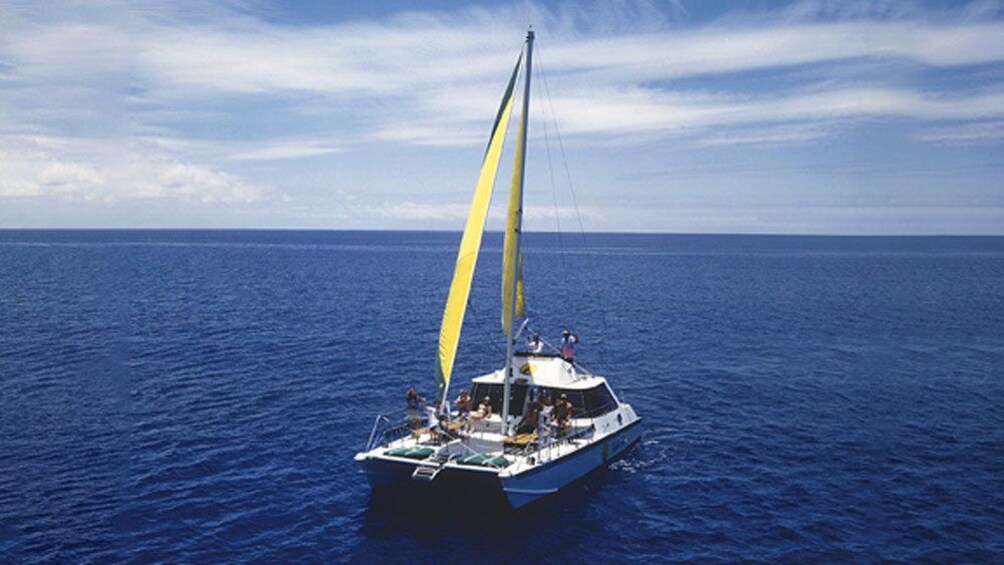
1;227;1002;238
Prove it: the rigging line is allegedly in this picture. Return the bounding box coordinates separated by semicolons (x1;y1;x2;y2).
533;59;569;276
536;48;612;355
467;297;504;370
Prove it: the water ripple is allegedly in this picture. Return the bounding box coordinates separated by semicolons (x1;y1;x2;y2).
1;231;1002;562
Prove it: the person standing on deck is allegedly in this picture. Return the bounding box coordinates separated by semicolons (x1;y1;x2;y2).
560;329;578;363
455;390;472;419
554;393;573;434
527;333;544;353
406;386;420;429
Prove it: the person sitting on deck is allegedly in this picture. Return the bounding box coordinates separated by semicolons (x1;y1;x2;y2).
538;391;554;431
467;396;492;432
560;330;579;363
554;393;573;435
516;393;542;435
425;402;440;430
429;400;456;440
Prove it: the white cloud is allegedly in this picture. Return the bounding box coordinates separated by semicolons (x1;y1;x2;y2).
114;12;1004;147
131;160;267;203
0;135;268;203
687;122;837;147
226;139;344;161
1;0;1003;232
5;2;1004;141
370;202;473;222
917;120;1004;144
35;161;105;196
535;84;1004;139
117;18;1004;98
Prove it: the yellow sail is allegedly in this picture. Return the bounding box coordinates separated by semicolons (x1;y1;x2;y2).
435;57;521;403
501;97;527;336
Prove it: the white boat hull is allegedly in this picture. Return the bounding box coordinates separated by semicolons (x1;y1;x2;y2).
355;419;642;510
501;420;643;508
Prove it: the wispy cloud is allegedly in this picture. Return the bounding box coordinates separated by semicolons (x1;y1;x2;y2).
917;120;1004;144
225;139;344;161
5;1;1004;145
1;0;1002;232
686;122;838;148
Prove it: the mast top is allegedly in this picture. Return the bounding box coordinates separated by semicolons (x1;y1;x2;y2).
527;28;535;41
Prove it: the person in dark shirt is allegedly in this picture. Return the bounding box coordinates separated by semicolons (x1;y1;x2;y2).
517;393;542;435
455;389;472;419
406;386;420;429
554;392;573;434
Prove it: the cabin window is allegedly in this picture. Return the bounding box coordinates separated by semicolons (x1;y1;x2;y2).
534;387;584;415
534;385;616;418
581;384;618;417
470;383;529;416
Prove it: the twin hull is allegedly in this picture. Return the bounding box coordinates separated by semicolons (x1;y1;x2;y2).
357;420;642;510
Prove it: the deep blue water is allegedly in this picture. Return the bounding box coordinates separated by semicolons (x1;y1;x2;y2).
1;230;1002;562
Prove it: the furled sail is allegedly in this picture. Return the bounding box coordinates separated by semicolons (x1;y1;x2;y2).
501;90;527;336
434;56;522;404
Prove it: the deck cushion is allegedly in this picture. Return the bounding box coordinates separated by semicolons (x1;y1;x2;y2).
454;453;510;468
385;446;435;459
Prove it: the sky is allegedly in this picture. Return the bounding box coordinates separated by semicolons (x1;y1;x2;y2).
1;0;1003;234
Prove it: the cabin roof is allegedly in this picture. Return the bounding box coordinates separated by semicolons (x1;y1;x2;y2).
470;354;606;390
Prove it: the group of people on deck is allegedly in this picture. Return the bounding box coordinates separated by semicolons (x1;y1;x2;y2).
453;389;492;433
514;389;573;436
449;387;574;437
406;386;575;438
404;329;581;438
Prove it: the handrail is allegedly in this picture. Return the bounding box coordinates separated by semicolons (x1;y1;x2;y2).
365;414;388;451
363;402;513;460
363;402;430;451
528;422;595;463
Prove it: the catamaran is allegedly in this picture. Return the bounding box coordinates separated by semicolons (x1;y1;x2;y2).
354;30;642;510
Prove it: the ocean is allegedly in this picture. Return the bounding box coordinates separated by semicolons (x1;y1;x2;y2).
1;230;1002;562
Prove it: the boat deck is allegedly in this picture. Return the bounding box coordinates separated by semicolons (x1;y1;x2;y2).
370;413;604;476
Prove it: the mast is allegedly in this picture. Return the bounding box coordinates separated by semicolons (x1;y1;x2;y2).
502;29;533;436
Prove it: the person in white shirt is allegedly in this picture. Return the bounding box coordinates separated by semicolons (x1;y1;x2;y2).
425;404;439;430
527;333;544;353
467;396;492;433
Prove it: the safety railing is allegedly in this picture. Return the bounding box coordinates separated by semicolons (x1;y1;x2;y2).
363;404;429;451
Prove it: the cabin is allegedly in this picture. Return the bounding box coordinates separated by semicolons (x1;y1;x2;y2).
467;351;620;423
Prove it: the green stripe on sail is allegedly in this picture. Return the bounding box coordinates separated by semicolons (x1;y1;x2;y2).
484;56;522;157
